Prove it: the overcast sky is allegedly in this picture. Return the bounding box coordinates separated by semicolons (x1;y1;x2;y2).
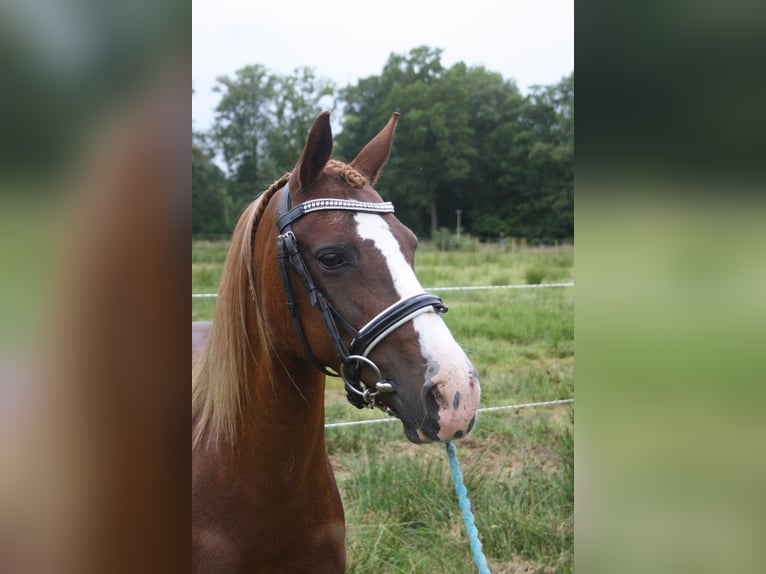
192;0;573;132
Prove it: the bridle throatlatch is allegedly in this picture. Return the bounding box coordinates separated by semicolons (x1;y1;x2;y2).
275;185;448;414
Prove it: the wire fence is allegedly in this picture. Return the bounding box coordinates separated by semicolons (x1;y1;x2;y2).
193;283;575;426
192;282;574;298
324;398;573;429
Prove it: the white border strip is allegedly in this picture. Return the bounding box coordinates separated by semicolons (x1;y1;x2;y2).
324;398;573;429
192;282;574;298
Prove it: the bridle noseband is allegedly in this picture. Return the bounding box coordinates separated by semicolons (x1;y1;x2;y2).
275;184;448;413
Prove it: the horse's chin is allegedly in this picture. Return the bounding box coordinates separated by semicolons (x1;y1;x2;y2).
402;426;433;444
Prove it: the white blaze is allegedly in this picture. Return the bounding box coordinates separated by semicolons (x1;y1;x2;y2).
354;213;480;441
354;213;424;299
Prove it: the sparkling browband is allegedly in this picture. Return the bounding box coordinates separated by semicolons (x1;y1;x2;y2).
301;198;394;214
276;197;395;231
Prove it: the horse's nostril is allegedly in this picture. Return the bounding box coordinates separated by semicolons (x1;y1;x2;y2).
430;384;448;410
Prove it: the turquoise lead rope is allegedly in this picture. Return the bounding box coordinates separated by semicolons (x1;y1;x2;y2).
446;441;491;574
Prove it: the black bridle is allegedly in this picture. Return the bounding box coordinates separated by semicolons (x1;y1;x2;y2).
275;184;448;412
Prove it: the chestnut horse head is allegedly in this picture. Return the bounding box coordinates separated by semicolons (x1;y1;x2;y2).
270;111;479;442
192;111;480;572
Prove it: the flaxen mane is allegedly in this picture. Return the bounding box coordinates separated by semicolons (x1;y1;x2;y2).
191;163;370;450
191;174;288;450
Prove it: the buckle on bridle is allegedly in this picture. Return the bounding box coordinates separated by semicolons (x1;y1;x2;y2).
340;354;395;409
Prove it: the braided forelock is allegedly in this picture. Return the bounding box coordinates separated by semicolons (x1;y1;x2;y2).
326;160;368;189
245;172;291;304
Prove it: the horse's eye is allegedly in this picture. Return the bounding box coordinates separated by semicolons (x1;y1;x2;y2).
317;252;344;270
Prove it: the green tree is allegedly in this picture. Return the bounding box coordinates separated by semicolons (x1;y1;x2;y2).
459;66;524;238
209;64;274;215
338;47;475;236
209;65;335;216
513;73;574;241
202;56;573;243
340;49;574;242
261;67;336;175
466;72;573;242
192;143;230;236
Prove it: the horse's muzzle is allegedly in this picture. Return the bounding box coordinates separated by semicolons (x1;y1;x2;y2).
399;362;481;444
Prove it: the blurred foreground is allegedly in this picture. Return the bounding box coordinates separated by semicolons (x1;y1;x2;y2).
0;1;189;572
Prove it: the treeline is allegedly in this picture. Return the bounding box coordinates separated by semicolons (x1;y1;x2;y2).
193;46;573;242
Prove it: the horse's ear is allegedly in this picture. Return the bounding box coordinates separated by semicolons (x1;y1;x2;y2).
292;111;333;193
350;112;399;185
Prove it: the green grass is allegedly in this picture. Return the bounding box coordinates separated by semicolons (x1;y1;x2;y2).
192;240;228;321
414;243;573;288
192;240;574;572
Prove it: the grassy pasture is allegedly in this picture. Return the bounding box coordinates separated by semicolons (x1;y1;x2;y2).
192;240;574;573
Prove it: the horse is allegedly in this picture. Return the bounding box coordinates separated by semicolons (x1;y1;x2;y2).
191;111;481;573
